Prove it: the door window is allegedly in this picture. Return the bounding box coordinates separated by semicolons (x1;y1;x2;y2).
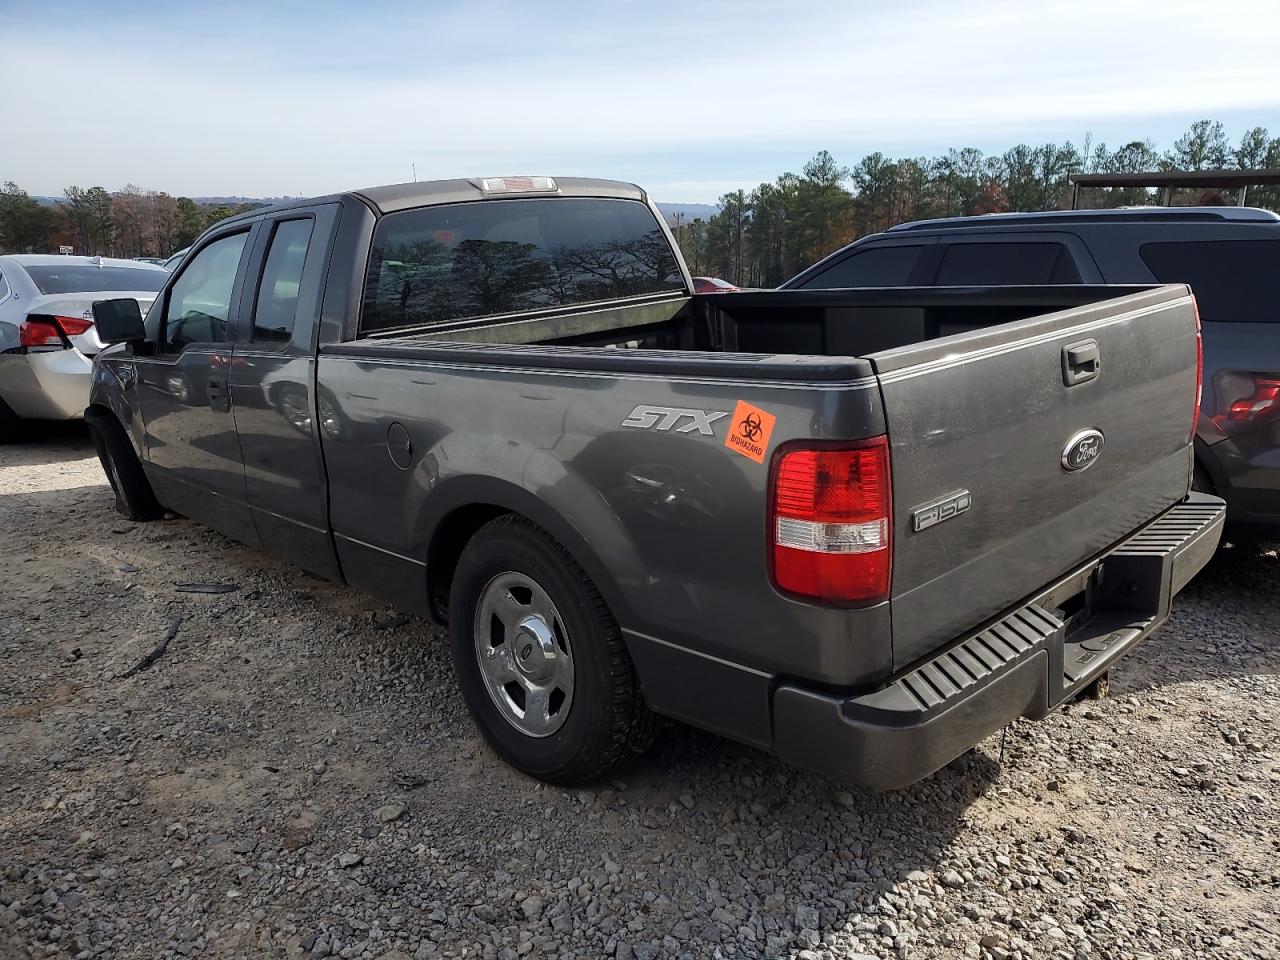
252;219;314;343
934;242;1081;285
162;232;249;352
798;245;924;288
1140;239;1280;323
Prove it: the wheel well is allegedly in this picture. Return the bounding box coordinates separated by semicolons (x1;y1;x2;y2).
426;504;512;623
83;403;117;435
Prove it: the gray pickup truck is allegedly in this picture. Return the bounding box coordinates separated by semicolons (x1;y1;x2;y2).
87;176;1225;789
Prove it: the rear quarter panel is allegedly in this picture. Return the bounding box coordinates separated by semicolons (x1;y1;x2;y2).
315;348;896;691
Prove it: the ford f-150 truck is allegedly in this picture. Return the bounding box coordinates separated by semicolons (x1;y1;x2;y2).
86;176;1225;789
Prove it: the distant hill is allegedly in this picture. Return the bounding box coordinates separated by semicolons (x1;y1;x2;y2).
656;202;718;224
192;196;299;206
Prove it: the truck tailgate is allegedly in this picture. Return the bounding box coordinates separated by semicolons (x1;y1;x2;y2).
869;285;1199;670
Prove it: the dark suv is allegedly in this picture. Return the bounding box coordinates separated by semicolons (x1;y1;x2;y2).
784;206;1280;537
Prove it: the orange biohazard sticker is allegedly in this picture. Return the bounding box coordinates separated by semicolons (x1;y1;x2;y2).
724;400;777;464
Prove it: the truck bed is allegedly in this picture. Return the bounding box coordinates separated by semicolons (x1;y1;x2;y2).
358;284;1158;360
325;283;1199;674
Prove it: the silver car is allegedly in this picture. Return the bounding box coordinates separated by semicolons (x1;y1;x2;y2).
0;255;168;433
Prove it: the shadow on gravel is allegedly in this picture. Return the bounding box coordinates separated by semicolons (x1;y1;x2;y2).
619;723;1005;949
0;422;95;466
1123;540;1280;693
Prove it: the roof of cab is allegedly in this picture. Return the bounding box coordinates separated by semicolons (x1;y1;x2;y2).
887;206;1280;232
212;177;648;226
353;177;647;214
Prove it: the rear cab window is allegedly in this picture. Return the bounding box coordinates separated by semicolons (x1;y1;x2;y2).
934;242;1082;285
361;197;684;333
1140;239;1279;322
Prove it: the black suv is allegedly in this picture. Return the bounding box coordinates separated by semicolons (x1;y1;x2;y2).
784;206;1280;537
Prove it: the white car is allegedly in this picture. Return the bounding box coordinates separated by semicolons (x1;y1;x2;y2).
0;255;168;435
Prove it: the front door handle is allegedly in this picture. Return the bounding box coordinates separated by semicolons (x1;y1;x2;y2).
208;376;230;412
1062;339;1100;387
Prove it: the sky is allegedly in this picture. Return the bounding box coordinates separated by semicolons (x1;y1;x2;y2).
2;0;1278;204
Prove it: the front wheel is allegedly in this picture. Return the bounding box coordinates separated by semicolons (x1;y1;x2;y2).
86;414;163;521
448;516;654;784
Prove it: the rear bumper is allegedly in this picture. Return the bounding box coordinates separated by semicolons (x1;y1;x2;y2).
772;493;1226;790
0;350;92;420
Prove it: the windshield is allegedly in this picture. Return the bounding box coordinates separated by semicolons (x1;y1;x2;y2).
24;264;167;295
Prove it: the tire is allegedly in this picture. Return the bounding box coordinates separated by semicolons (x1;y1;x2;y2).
0;394;23;444
448;515;655;784
86;414;163;521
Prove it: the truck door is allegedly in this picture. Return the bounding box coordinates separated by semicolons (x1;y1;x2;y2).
134;225;260;546
228;204;343;579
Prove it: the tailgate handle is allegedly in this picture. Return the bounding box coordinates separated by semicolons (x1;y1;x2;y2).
1062;339;1100;386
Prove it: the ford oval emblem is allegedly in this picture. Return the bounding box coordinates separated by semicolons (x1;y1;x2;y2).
1061;428;1104;472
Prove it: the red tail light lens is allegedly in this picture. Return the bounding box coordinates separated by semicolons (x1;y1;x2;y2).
20;319;63;347
20;316;93;350
769;437;892;604
1225;376;1280;423
1191;297;1203;442
19;315;93;348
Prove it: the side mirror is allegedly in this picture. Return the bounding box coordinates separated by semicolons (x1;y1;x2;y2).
92;298;146;345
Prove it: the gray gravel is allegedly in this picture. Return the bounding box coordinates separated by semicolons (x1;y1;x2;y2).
1;427;1278;960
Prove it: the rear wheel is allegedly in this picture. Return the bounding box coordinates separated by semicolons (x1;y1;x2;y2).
448;516;655;784
86;414;163;521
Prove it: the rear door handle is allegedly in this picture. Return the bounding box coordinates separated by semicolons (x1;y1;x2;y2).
1062;339;1100;386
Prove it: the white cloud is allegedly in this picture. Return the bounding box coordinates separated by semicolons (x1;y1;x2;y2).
3;0;1277;201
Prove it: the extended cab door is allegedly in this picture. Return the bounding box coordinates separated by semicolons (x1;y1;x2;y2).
134;224;260;546
227;204;343;579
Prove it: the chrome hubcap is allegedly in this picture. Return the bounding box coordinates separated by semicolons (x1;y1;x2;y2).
474;572;574;738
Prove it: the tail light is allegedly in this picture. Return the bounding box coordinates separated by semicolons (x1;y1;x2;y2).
1190;297;1203;442
20;314;94;349
769;436;892;604
1224;375;1280;423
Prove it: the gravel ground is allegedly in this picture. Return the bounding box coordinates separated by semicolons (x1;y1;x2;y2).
1;427;1277;960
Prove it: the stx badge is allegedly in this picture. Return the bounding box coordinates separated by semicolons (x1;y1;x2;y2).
621;404;729;435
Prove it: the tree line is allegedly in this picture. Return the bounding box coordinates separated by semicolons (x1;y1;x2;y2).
674;119;1280;288
0;183;262;259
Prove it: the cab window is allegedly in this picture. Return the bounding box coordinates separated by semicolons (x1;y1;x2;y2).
797;245;924;288
1140;239;1280;322
162;232;249;352
252;219;314;343
934;242;1081;285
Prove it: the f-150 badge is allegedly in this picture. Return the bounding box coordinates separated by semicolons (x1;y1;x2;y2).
621;404;729;435
912;490;972;532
